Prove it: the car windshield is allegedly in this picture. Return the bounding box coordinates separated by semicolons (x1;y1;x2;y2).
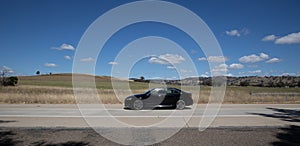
144;88;166;95
144;88;155;95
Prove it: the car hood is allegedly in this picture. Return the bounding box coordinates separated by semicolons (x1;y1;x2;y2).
133;93;145;98
126;93;145;99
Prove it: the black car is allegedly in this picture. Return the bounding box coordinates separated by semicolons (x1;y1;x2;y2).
124;87;193;110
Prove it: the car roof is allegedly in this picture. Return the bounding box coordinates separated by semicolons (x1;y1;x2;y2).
153;87;180;90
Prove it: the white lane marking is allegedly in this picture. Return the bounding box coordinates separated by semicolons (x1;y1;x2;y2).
0;108;299;111
0;115;261;118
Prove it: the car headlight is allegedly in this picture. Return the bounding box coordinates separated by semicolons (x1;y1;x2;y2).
126;97;133;101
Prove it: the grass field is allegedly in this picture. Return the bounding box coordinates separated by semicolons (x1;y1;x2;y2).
0;74;299;104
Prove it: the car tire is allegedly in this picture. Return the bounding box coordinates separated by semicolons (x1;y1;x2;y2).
176;100;185;110
133;99;143;110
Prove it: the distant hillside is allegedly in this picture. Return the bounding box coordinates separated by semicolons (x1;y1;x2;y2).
132;76;300;87
18;74;300;88
18;73;117;82
17;73;122;87
226;76;300;87
195;76;300;87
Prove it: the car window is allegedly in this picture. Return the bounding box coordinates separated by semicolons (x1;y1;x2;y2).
171;89;180;94
151;89;158;94
157;89;166;94
145;89;154;95
167;89;172;94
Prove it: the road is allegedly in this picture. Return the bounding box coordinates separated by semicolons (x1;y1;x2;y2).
0;104;299;145
0;104;299;127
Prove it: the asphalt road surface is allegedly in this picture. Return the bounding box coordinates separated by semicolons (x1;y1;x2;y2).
0;104;299;145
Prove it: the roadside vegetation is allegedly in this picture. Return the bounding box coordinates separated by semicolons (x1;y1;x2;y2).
0;74;299;104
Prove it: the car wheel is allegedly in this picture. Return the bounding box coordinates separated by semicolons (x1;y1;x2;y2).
176;100;185;110
133;99;143;110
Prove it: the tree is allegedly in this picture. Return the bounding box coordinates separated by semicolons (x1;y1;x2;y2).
267;81;275;87
36;70;40;75
240;80;250;86
140;76;145;81
1;66;13;86
203;79;212;86
1;71;4;86
276;81;285;88
3;76;18;86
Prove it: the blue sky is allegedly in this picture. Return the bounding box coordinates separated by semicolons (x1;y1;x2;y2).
0;0;300;79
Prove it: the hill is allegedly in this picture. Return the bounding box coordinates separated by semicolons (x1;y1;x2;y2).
17;74;300;88
17;73;149;89
18;73;116;82
133;76;300;87
17;73;120;88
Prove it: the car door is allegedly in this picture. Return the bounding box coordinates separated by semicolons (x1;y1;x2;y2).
156;89;167;105
147;88;166;106
164;88;180;105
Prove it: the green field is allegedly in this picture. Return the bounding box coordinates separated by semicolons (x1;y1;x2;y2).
0;74;299;104
18;74;300;92
18;74;151;89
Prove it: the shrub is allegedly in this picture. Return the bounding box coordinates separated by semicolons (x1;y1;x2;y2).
240;80;250;86
2;76;18;86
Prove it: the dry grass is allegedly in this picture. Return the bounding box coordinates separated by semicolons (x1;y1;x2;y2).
0;85;75;104
0;85;149;104
196;86;300;104
0;85;300;104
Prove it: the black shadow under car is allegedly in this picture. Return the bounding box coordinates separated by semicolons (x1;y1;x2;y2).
124;87;193;110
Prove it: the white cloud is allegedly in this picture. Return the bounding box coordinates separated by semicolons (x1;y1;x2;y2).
80;57;95;62
149;57;168;65
44;63;57;67
52;43;75;51
238;70;262;75
149;54;185;65
211;63;243;76
200;74;209;77
262;35;277;41
167;66;176;69
212;63;228;73
198;57;206;61
166;76;178;80
207;56;228;63
198;56;228;63
149;77;163;80
226;73;233;77
239;54;261;63
225;29;240;37
266;58;282;63
249;70;262;74
225;28;249;37
281;72;297;76
64;55;72;60
159;54;185;64
0;66;14;73
228;63;244;69
239;53;269;63
108;61;118;65
260;53;269;59
275;32;300;44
